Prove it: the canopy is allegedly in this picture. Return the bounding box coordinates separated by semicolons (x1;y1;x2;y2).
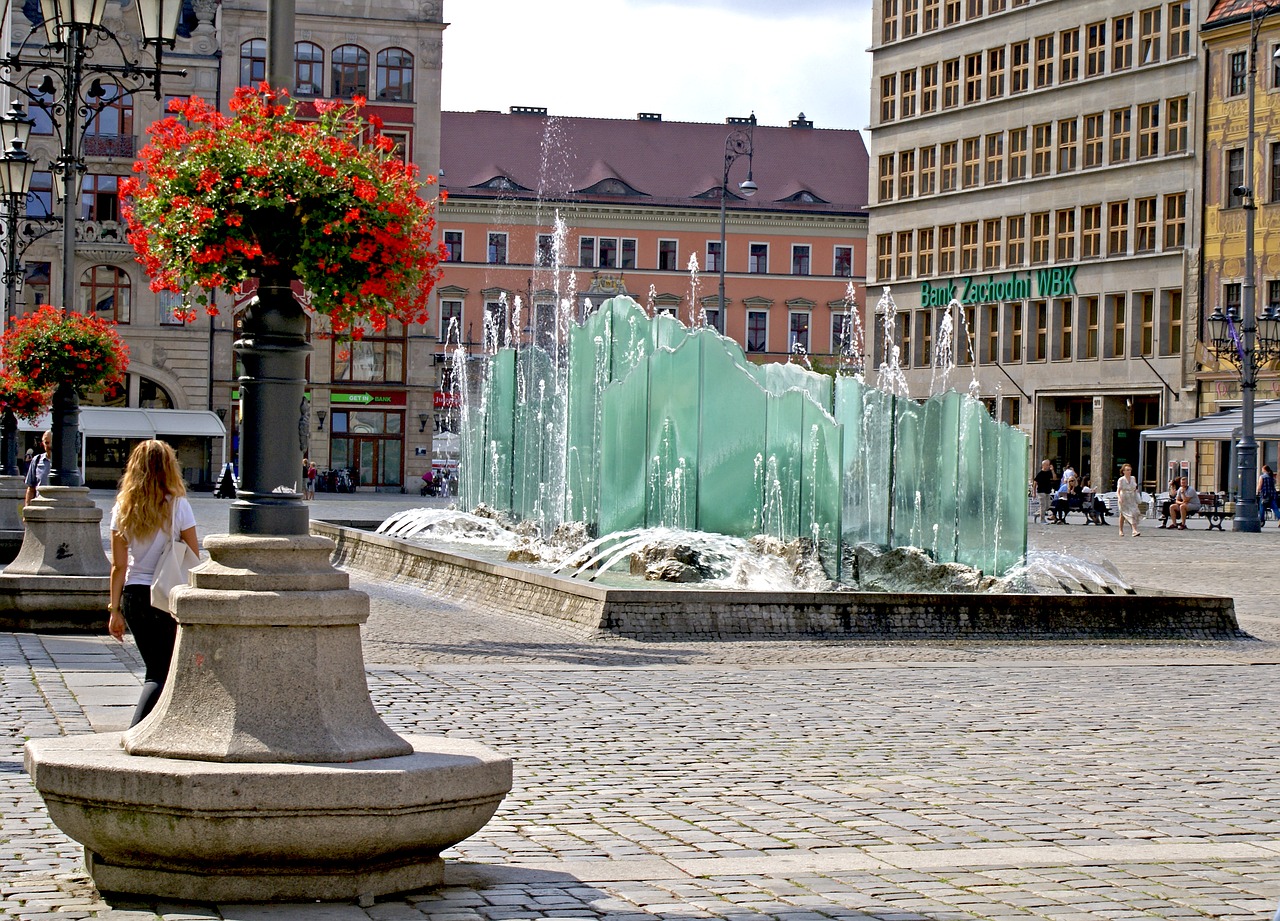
1138;399;1280;493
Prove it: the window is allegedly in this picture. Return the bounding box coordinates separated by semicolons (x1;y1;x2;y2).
1140;7;1161;64
900;69;918;117
1032;123;1052;177
1110;107;1132;163
1135;197;1157;252
239;38;266;86
988;46;1006;97
983;218;1002;269
1030;211;1050;263
80;265;131;323
898;148;916;197
154;290;186;326
1166;96;1188;153
1138;102;1160;158
833;312;855;356
1058;118;1078;172
294;42;323;96
1009;129;1028;180
1084;112;1105;168
1108;200;1129;255
939;224;957;274
747;311;768;352
918;227;935;275
1082;204;1102;258
439;299;462;342
1055;298;1073;360
1227;148;1245;208
903;0;919;35
622;240;639;269
1086;22;1106;77
1113;14;1134;71
598;237;618;268
789;312;811;353
579;236;596;267
877;234;893;280
1011;41;1030;93
919;145;937;195
882;0;898;41
966;0;983;18
943;58;961;108
1162;289;1183;355
536;233;555;267
1138;291;1155;356
487;232;507;264
965;53;983;104
658;239;679;272
1007;302;1023;362
1224;282;1243;317
792;244;811;276
960;222;979;272
1083;296;1099;359
1006;214;1026;266
1168;1;1190;58
1031;300;1048;361
1001;397;1021;425
834;245;853;277
706;240;722;273
332;44;370;97
881;74;898;121
27;171;53;217
962;136;981;187
82;86;132;156
1055;209;1076;260
984;304;999;364
23;261;50;309
1108;294;1127;358
376;48;414;101
921;63;939;113
924;0;940;30
1273;143;1280;202
1035;34;1054;88
79;174;124;221
443;230;463;262
332;320;406;383
941;141;958;192
897;230;914;278
916;310;933;366
1060;28;1080;82
944;0;960;26
985;133;1003;184
1164;191;1186;247
749;243;768;274
1229;50;1248;97
879;153;896;202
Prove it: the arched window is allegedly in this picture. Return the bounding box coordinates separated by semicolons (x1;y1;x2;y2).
375;48;413;101
331;44;369;97
240;39;266;87
80;265;131;323
295;42;324;96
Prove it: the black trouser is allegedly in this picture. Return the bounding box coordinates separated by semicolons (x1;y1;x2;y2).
121;583;178;727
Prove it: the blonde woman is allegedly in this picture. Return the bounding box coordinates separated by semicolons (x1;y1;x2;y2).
1116;463;1141;537
107;440;200;727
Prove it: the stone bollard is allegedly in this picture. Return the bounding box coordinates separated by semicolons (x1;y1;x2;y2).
0;473;25;562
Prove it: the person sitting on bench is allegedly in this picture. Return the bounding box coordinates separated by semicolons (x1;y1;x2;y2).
1169;476;1200;530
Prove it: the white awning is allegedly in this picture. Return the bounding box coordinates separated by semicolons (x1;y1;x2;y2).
1138;399;1280;443
18;407;227;440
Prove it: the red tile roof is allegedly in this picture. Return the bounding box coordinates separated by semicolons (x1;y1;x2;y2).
1206;0;1278;27
440;110;869;214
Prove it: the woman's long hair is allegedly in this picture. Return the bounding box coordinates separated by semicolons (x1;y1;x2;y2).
115;440;186;542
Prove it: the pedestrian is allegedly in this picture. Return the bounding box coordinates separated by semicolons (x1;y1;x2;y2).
304;456;318;501
1061;461;1076;486
1116;463;1141;537
23;430;52;506
107;440;200;727
1260;464;1280;525
1170;476;1200;530
1033;459;1057;526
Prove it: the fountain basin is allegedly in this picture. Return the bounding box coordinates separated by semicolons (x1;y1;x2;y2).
317;521;1242;641
24;731;512;902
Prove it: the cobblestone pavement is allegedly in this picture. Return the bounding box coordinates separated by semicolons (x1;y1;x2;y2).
3;493;1280;920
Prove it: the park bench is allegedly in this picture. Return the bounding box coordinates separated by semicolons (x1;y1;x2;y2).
1157;491;1227;530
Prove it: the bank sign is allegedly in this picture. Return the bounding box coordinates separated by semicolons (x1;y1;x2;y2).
920;266;1078;307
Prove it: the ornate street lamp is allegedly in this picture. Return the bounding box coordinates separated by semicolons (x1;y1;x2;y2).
715;114;757;334
1;0;183;487
1205;9;1280;532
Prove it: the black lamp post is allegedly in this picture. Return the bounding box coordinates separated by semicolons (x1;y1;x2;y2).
1;0;183;488
715;114;757;334
1205;8;1280;532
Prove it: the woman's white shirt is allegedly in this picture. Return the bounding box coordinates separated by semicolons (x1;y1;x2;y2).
109;496;197;586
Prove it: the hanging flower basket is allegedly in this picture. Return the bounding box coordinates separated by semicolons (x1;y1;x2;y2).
123;83;444;334
0;373;52;422
0;304;129;394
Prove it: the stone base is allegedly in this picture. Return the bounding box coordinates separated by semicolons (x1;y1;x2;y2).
0;527;24;564
6;486;109;577
25;732;512;902
0;573;109;631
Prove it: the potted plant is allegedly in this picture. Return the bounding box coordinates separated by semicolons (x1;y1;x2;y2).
124;83;444;533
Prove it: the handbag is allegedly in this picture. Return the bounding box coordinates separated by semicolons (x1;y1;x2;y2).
150;499;199;614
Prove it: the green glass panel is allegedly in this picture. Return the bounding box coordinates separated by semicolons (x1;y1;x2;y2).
599;361;650;535
755;361;833;407
565;322;603;526
477;349;516;511
801;397;843;578
765;389;806;540
890;397;921;552
997;425;1030;573
646;341;700;529
954;397;991;572
697;335;769;537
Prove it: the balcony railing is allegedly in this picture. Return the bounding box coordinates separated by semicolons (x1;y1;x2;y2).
83;135;136;158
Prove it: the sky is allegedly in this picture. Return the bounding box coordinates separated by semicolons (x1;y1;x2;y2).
439;0;874;134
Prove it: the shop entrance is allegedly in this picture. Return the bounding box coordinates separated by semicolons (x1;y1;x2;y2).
329;409;403;490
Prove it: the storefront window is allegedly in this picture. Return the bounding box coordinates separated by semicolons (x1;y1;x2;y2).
331;320;406;383
328;409;403;489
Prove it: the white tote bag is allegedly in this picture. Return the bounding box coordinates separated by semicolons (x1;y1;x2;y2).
150;500;199;614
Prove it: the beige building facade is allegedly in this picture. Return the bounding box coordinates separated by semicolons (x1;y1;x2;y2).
869;0;1203;491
